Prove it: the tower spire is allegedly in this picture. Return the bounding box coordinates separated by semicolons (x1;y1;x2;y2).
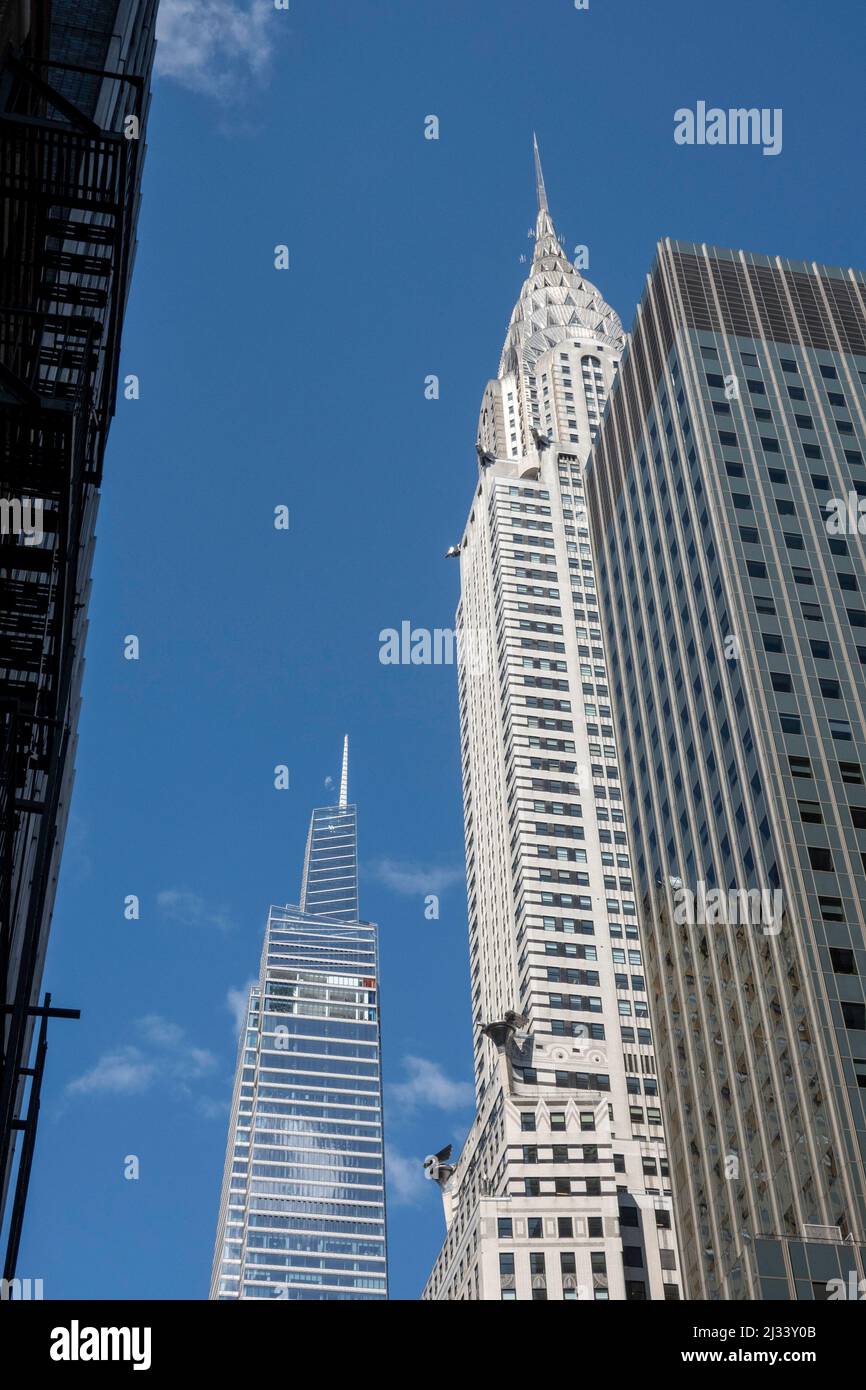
338;735;349;809
532;131;549;214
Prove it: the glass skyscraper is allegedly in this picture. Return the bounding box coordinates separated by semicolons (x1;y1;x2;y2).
585;239;866;1298
210;742;387;1299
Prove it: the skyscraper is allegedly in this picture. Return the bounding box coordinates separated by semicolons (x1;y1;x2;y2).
422;144;681;1301
0;0;157;1275
210;741;388;1300
585;239;866;1299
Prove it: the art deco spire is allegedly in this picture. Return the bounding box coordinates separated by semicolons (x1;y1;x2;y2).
532;130;548;213
497;137;626;378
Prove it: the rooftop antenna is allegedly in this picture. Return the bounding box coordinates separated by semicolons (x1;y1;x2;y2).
338;735;349;809
532;131;549;213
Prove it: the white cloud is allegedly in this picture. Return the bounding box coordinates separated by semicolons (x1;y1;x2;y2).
66;1047;155;1097
184;1046;218;1079
388;1056;473;1115
157;889;234;933
137;1014;185;1049
368;860;464;897
66;1016;216;1100
226;982;256;1037
197;1095;230;1120
155;0;275;99
385;1145;429;1207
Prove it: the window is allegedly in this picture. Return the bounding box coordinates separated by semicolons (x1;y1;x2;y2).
820;895;845;922
527;1217;543;1238
841;1001;866;1030
498;1218;513;1238
820;678;841;699
808;846;833;872
830;947;855;975
771;671;793;693
520;1112;536;1132
558;1217;573;1237
798;800;823;824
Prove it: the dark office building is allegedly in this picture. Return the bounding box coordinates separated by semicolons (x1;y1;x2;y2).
586;240;866;1298
0;0;157;1276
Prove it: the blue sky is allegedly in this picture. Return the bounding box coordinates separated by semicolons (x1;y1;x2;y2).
15;0;865;1300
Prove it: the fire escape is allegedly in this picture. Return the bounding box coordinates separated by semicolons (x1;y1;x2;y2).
0;29;145;1277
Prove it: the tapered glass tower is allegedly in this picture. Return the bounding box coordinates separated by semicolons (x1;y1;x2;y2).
210;742;387;1299
422;144;682;1301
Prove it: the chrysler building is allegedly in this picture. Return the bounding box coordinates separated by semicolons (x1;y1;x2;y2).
422;142;681;1300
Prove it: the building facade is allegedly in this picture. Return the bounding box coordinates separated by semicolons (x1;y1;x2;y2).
0;0;157;1275
585;239;866;1298
422;145;681;1301
210;743;388;1300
